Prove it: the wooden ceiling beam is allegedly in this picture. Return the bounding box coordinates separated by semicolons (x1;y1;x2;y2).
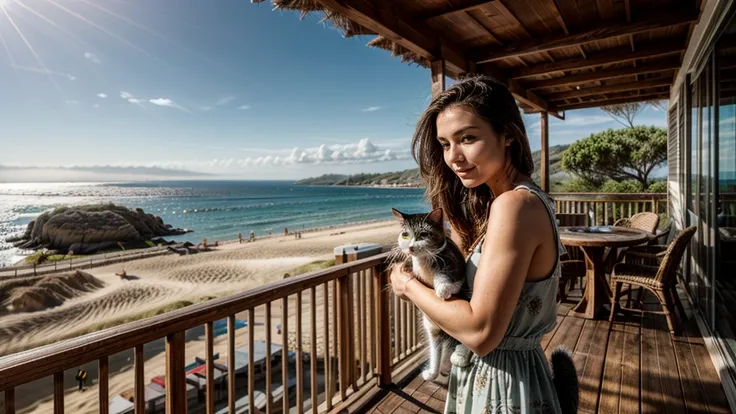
511;40;685;79
474;9;698;63
314;0;559;116
547;76;672;101
526;59;680;90
418;0;495;21
507;78;563;119
558;92;670;111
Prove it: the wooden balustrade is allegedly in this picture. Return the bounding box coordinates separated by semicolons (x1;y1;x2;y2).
551;193;667;226
0;252;425;414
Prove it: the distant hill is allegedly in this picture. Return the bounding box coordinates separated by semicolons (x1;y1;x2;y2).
297;145;571;188
296;169;422;187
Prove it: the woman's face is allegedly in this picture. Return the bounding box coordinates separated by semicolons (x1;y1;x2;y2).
436;105;509;188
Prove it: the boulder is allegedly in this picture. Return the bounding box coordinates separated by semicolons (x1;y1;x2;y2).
11;204;190;254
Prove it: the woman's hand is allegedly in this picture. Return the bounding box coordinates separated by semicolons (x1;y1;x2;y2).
389;262;415;300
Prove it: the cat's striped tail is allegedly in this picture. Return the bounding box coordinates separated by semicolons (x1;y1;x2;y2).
551;346;578;414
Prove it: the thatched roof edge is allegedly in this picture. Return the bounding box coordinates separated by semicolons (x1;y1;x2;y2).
257;1;425;67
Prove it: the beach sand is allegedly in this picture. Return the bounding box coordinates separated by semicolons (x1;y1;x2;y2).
1;220;401;414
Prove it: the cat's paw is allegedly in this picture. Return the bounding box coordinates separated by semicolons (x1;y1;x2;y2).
450;347;473;368
435;281;458;300
422;368;439;381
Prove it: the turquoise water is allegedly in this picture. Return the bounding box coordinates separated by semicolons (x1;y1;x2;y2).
0;181;428;267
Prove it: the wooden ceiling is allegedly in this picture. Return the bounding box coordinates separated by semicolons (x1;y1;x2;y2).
258;0;704;118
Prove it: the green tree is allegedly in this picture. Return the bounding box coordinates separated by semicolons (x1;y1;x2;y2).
647;181;667;193
561;126;667;190
599;179;643;193
561;177;599;192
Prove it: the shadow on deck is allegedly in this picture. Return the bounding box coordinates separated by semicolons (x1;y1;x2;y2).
364;284;732;414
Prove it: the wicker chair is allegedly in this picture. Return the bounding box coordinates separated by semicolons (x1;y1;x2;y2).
624;223;675;266
605;212;660;273
613;211;660;233
608;226;696;335
557;213;588;301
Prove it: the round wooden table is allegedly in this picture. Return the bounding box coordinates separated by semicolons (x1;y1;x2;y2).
559;226;651;319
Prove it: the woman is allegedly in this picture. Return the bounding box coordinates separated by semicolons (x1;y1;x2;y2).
390;75;577;414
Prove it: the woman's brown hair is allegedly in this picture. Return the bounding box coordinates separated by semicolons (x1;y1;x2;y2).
411;75;535;253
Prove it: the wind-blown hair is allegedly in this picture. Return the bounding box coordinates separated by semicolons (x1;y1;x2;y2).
411;75;535;252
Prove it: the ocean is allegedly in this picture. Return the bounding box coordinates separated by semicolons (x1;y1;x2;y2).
0;180;428;267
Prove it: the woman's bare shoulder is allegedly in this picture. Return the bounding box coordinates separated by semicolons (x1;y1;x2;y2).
488;189;548;233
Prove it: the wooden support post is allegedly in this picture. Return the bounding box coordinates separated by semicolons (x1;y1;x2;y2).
282;297;289;414
5;388;15;414
336;274;353;400
205;322;215;414
540;111;550;192
227;315;236;414
166;331;187;414
53;372;63;414
99;357;109;414
431;60;446;98
374;265;391;387
134;345;145;414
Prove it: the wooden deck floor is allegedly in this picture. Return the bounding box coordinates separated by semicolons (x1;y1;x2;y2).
367;284;732;414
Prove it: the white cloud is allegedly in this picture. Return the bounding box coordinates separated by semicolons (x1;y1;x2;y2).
216;96;235;106
84;52;101;64
119;91;146;108
237;105;251;110
361;106;382;112
64;100;80;105
149;97;192;114
200;106;212;111
97;93;107;98
10;64;76;81
236;138;409;167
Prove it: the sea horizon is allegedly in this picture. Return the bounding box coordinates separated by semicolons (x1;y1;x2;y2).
0;180;428;267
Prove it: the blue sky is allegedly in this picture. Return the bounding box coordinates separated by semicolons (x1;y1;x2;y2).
0;0;667;182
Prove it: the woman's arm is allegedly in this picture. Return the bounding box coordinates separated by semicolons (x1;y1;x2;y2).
391;191;542;356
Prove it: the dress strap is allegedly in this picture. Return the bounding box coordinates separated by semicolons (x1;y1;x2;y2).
513;184;566;259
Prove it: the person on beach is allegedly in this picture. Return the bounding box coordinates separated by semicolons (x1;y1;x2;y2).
238;232;243;244
389;75;577;413
250;231;256;242
75;368;87;392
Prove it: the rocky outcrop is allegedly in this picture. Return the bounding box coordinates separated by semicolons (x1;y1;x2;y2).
11;204;191;253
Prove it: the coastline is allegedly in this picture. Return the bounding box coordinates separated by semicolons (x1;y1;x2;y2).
3;218;401;413
7;217;398;267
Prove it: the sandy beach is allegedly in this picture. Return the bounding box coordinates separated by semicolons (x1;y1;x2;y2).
0;220;401;413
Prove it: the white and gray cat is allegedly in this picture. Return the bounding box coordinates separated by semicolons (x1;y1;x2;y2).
390;208;473;381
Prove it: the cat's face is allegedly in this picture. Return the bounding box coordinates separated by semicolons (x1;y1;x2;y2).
392;208;445;257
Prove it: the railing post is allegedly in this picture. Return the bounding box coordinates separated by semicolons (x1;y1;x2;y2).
166;331;187;414
336;273;354;399
5;387;15;414
374;264;392;387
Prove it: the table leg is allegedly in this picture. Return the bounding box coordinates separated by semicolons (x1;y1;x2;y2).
570;246;611;319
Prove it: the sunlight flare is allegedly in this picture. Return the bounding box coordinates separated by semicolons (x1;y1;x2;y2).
45;0;156;59
0;3;65;95
12;0;96;51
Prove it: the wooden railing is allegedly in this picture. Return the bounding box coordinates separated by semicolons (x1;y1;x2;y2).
0;247;170;279
551;192;667;226
0;252;422;414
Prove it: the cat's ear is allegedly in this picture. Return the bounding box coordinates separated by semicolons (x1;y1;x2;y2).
426;208;443;225
391;208;405;223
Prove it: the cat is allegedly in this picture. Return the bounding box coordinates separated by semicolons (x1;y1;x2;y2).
390;207;474;381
